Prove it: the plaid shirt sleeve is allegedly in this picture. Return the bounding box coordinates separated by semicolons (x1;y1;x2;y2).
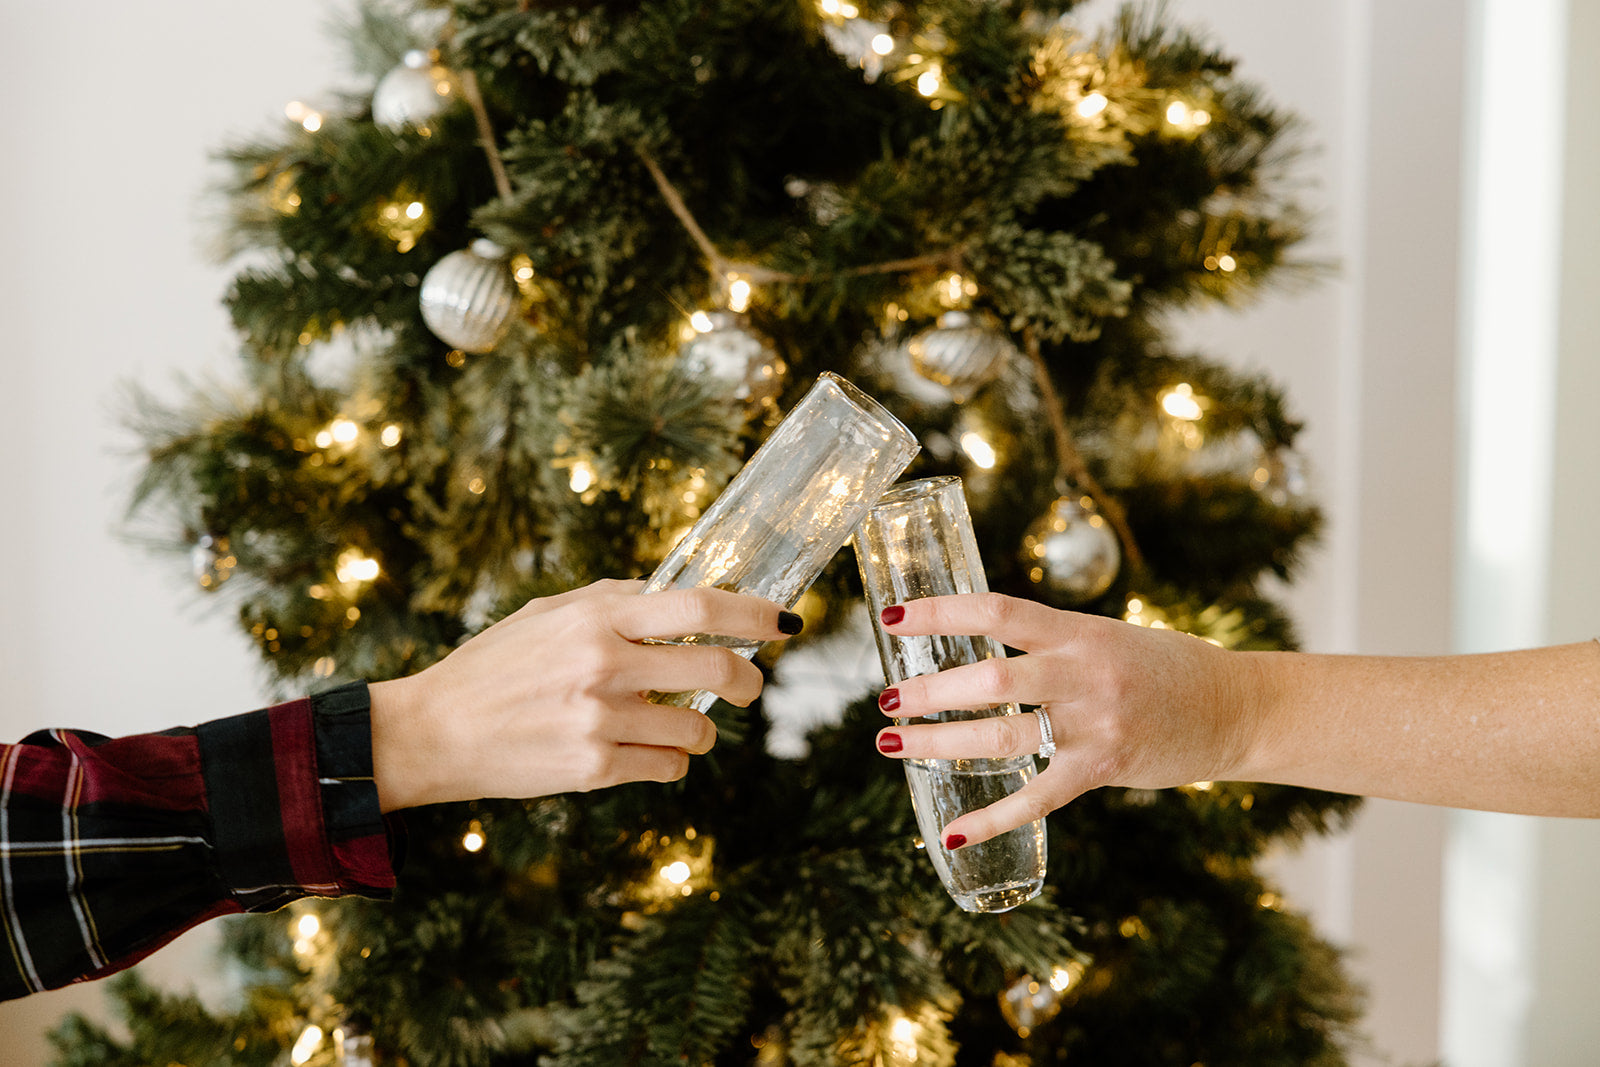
0;681;400;1001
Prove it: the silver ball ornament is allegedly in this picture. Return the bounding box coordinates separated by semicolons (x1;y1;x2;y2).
419;239;518;353
908;310;1016;402
679;311;786;410
1021;495;1121;603
372;50;460;133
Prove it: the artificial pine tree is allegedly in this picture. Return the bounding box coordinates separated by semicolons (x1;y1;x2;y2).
53;1;1365;1064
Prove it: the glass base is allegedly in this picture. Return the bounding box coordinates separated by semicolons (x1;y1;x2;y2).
949;877;1045;914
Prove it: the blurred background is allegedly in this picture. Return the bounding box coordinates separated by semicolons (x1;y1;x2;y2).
2;1;1597;1063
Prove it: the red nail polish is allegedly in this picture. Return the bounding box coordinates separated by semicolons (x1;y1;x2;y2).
878;688;901;713
880;605;905;626
945;833;967;850
877;732;903;753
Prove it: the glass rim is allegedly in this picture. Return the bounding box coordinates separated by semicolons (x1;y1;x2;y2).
816;371;917;446
872;474;964;508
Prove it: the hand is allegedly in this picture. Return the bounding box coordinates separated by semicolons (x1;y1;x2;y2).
874;593;1261;848
368;579;801;811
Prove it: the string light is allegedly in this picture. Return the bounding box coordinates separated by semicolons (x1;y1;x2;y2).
284;100;324;132
689;310;715;333
296;913;321;940
726;276;753;313
1075;90;1109;118
462;820;485;853
380;423;402;447
569;460;596;493
1160;383;1205;421
958;431;997;469
916;65;943;98
335;548;381;585
660;861;692;885
290;1025;323;1066
871;33;895;55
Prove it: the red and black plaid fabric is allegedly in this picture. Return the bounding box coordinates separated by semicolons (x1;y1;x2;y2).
0;681;398;1001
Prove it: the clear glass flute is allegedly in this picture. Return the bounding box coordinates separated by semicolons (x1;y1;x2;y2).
854;475;1046;912
644;372;920;711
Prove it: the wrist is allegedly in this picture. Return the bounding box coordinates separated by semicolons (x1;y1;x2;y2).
1227;650;1289;784
368;674;443;812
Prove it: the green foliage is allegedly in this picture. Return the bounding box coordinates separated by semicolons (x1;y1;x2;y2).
85;0;1367;1064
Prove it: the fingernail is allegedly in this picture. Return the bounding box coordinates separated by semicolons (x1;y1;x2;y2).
878;688;901;713
945;833;967;850
877;732;903;753
880;605;905;626
778;611;804;635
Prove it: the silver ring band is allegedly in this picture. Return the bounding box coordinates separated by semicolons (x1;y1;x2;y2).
1034;708;1056;760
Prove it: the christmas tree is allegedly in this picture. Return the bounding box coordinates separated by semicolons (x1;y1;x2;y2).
53;1;1364;1064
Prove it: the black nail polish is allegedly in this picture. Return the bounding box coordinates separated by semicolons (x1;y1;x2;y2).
778;611;804;635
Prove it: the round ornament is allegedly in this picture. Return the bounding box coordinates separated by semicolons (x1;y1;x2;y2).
372;50;460;133
1020;495;1120;603
907;310;1016;402
679;311;786;411
998;973;1063;1037
419;239;518;353
192;533;236;591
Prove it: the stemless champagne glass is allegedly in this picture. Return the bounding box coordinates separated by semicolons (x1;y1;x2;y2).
854;475;1046;913
644;372;920;711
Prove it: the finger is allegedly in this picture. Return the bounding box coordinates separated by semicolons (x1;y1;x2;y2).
608;585;800;644
611;697;720;755
589;744;695;789
879;592;1077;654
875;710;1047;761
880;654;1046;718
937;763;1092;849
487;579;645;632
622;643;766;708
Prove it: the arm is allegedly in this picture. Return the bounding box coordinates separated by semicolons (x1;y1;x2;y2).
872;593;1600;848
0;580;797;999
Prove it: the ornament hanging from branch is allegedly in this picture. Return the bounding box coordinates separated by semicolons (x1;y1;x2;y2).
372;49;460;134
907;310;1016;403
678;310;786;413
1020;493;1121;603
419;239;518;353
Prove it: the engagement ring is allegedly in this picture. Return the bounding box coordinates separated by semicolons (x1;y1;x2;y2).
1034;708;1056;760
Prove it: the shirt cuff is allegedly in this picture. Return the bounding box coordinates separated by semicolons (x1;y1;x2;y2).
195;682;400;911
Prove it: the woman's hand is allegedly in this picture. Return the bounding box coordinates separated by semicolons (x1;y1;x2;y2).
874;592;1263;849
368;579;801;811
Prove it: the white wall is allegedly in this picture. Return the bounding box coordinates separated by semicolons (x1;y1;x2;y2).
0;3;340;1061
4;1;1584;1065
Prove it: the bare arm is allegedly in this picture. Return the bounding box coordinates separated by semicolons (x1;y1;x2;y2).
874;593;1600;847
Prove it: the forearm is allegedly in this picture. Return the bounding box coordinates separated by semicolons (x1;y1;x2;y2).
1237;641;1600;816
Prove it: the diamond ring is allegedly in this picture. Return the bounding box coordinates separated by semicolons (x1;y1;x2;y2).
1034;708;1056;760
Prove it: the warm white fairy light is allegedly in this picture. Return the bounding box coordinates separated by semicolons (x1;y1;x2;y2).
1049;965;1078;993
660;860;692;885
462;820;485;853
335;548;381;584
917;65;943;97
727;276;753;313
689;310;715;333
1160;383;1204;421
1075;91;1108;118
959;431;997;469
871;33;895;55
1165;99;1191;126
290;1025;323;1066
380;423;402;447
888;1014;920;1058
296;913;321;940
569;460;596;493
330;418;359;444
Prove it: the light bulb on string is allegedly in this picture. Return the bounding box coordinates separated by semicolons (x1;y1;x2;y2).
290;1025;324;1066
462;819;485;853
335;548;380;586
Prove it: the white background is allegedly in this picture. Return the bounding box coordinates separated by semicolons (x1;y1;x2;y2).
3;2;1598;1064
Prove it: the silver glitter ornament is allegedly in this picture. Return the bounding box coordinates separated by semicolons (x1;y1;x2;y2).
1020;495;1121;603
419;239;518;353
907;310;1016;402
372;50;460;133
192;533;236;591
679;311;786;410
